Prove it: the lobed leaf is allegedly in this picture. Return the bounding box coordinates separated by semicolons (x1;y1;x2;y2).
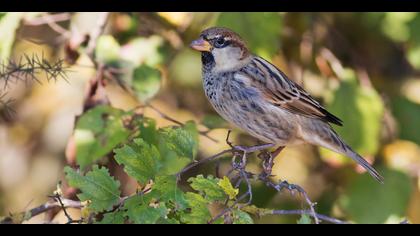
64;165;121;213
218;176;239;200
114;138;162;184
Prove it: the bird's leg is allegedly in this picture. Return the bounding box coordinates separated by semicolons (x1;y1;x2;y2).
226;129;234;148
258;146;285;178
271;146;285;159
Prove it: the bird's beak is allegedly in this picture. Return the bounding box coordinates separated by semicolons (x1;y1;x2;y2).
190;38;211;52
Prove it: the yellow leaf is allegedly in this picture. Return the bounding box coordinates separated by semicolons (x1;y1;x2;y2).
217;176;238;200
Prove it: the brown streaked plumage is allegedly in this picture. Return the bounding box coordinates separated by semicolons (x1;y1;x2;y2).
190;27;384;183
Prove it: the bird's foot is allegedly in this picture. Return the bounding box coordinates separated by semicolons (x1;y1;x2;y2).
257;146;285;177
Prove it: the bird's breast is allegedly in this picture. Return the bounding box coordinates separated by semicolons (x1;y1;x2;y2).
202;71;298;145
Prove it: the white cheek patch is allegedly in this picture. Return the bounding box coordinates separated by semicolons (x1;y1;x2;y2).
212;47;244;72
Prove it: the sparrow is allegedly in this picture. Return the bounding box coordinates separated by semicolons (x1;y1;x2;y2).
190;27;384;183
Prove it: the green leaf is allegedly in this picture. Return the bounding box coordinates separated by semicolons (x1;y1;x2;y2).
380;12;417;43
74;105;131;169
188;175;226;202
157;123;199;174
114;138;162;184
132;64;162;102
64;165;121;213
168;49;202;87
408;44;420;70
0;13;24;60
180;192;212;224
97;211;126;224
391;96;420;144
297;214;312;224
339;167;412;223
124;195;167;224
139;117;159;146
216;13;283;58
201;114;229;130
159;122;199;160
120;36;165;67
232;210;254;224
154;175;188;210
95;35;121;64
218;176;239;200
321;71;384;162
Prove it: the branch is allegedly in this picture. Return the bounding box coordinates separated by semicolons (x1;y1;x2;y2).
0;53;69;87
270;209;348;224
85;12;110;62
24;13;72;26
181;131;346;224
146;104;219;143
177;148;232;181
0;196;82;224
0;91;16;120
24;13;72;37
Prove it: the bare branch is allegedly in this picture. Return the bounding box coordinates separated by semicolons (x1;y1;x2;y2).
146;104;219;143
0;197;82;224
270;209;348;224
85;12;110;62
24;13;72;37
24;13;72;26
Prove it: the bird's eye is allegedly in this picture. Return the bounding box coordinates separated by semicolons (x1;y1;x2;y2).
214;37;227;48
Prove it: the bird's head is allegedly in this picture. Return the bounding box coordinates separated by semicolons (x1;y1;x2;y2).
190;27;251;72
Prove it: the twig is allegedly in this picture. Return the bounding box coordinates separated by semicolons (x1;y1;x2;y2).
85;12;110;62
0;91;16;119
205;131;342;224
264;180;320;224
146;104;219;143
0;53;69;87
24;13;72;26
176;149;233;181
271;209;348;224
257;149;320;224
0;197;82;224
49;193;75;224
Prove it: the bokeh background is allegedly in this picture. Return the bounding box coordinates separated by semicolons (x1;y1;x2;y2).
1;12;420;224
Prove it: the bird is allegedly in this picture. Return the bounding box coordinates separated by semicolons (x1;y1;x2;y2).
190;26;384;183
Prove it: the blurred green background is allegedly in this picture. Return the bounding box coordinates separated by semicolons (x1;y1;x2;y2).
1;12;420;224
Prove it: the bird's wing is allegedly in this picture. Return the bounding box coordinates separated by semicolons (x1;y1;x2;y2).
241;56;343;126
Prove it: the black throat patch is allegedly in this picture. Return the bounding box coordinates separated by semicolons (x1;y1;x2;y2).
202;52;215;71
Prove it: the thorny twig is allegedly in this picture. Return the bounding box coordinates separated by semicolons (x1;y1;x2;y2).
0;54;69;119
0;91;16;119
0;53;69;87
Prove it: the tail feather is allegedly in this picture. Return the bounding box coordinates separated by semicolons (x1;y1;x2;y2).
308;124;384;184
343;144;384;184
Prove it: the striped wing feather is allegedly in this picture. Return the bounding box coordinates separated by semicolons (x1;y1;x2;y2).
245;56;343;126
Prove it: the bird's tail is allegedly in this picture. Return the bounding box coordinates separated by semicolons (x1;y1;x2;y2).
308;126;384;184
341;143;384;184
